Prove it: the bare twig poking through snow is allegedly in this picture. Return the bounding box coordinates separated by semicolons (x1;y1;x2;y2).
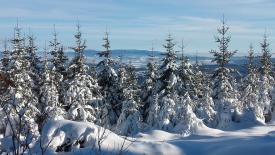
92;125;110;155
117;134;135;155
39;127;60;155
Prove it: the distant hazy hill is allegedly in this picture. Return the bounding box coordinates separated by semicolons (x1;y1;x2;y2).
0;49;270;77
0;49;266;66
65;49;212;62
65;49;162;58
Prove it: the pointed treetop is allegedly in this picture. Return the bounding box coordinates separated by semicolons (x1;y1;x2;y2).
260;33;272;76
148;40;156;63
163;33;176;54
53;24;58;42
247;43;255;74
210;16;236;68
219;15;229;35
43;40;49;70
49;24;60;52
15;18;20;31
195;51;199;66
99;30;111;58
179;39;185;54
151;41;154;53
71;22;86;54
3;38;8;51
11;19;24;50
261;32;270;51
248;43;254;59
179;39;188;63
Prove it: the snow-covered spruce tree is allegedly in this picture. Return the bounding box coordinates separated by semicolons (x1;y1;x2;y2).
49;27;68;78
3;25;39;146
1;39;10;72
115;83;141;136
174;93;204;136
115;63;141;135
144;93;159;127
209;17;238;129
25;35;41;95
65;24;101;122
49;27;68;106
125;64;141;103
0;40;10;136
156;34;178;130
0;40;10;93
97;31;119;127
241;44;264;123
142;48;159;126
39;49;65;126
193;55;205;98
67;24;87;80
258;34;273;122
177;41;196;98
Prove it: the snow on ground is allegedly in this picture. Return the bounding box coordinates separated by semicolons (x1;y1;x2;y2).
35;119;275;155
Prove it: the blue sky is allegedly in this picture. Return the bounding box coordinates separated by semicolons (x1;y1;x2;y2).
0;0;275;56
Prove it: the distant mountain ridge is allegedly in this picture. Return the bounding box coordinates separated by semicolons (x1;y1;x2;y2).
0;49;267;65
65;49;212;61
66;49;162;58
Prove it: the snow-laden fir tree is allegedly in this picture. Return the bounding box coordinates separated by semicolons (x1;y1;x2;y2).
142;46;159;126
1;39;10;72
241;44;264;123
49;26;68;77
144;94;159;127
65;24;101;122
209;17;238;129
0;39;10;136
125;64;141;104
49;27;68;106
101;65;127;128
174;93;204;136
258;34;273;122
39;48;65;126
177;40;196;98
25;34;41;95
3;24;39;141
115;83;141;136
259;34;272;77
113;63;141;133
156;34;178;130
67;24;87;79
157;34;178;95
0;40;10;93
193;54;205;98
97;31;119;127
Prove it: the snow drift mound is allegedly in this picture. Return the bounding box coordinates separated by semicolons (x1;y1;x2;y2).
39;119;135;154
37;119;183;155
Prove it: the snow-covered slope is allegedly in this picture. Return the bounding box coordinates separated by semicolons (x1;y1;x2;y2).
27;119;275;155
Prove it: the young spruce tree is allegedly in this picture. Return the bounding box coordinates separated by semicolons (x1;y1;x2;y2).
156;34;178;130
258;34;273;122
177;40;196;98
241;44;264;123
142;45;158;126
97;31;119;127
209;17;238;128
65;24;101;122
4;24;39;142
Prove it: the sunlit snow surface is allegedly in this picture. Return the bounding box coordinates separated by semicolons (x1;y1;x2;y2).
22;119;275;155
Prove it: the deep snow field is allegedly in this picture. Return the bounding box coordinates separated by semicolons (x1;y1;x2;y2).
13;118;275;155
